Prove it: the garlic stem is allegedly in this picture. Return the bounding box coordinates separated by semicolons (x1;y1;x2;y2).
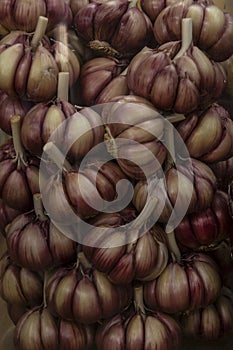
166;113;185;124
174;18;193;60
33;193;47;221
11;115;26;162
43;141;73;172
166;231;181;263
57;72;70;102
134;285;146;316
77;252;92;269
43;270;50;308
164;120;175;172
104;126;118;158
129;0;138;8
120;66;129;76
55;23;68;46
31;16;48;49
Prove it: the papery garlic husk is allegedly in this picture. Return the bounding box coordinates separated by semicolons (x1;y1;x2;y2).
21;100;76;156
0;28;80;102
127;43;226;113
0;199;21;236
78;56;129;105
6;208;77;270
14;306;96;350
0;91;32;135
144;252;222;314
45;260;132;324
206;241;233;290
102;100;167;179
0;0;72;32
74;0;154;58
179;287;233;340
83;208;169;284
42;159;131;223
0;252;43;307
174;190;233;250
154;0;233;61
96;286;181;350
177;104;233;163
209;156;233;191
140;0;181;22
0;139;40;211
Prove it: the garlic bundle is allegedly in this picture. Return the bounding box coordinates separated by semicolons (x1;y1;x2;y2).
79;56;129;105
0;117;40;212
179;287;233;340
83;211;169;284
103;100;167;179
0;17;80;102
14;307;96;350
144;252;222;314
46;253;132;324
133;158;217;224
21;72;77;156
6;194;77;271
174;190;233;250
74;0;154;57
96;285;182;350
154;0;233;61
127;40;226;113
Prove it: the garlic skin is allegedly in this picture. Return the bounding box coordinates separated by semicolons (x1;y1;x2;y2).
0;140;40;212
46;264;132;324
140;0;181;22
154;0;233;61
177;104;233;163
0;199;21;236
127;43;226;113
175;190;233;250
179;287;233;340
144;253;222;314
21;101;76;156
78;56;129;105
209;156;233;191
0;252;43;307
0;0;72;33
0;91;32;135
